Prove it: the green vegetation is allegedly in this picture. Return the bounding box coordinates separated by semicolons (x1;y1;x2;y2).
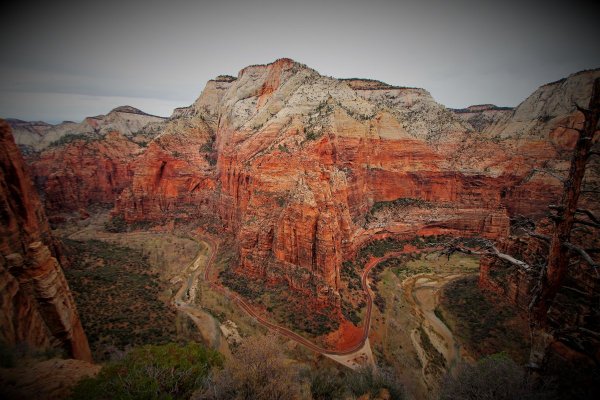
275;196;286;207
305;129;321;141
103;215;161;233
340;259;365;325
436;276;529;362
130;219;160;231
344;366;404;400
308;367;346;400
277;144;290;153
220;267;339;336
49;133;101;147
70;342;222;400
219;268;265;300
308;366;404;400
418;326;446;371
200;335;302;400
358;237;407;259
200;142;212;152
63;239;178;360
389;251;479;280
103;214;127;233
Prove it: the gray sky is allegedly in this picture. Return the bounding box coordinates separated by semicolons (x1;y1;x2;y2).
1;0;598;123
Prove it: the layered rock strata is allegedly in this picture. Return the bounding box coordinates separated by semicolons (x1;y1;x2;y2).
13;60;599;313
116;60;599;298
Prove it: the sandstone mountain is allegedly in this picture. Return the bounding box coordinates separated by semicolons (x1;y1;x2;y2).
8;105;166;153
17;59;600;308
0;120;91;361
114;59;599;298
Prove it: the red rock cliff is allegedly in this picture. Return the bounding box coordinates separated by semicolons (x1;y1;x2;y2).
116;59;546;293
23;60;598;309
29;131;142;214
0;120;92;362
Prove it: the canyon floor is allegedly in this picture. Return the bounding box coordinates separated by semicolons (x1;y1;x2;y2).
39;210;527;399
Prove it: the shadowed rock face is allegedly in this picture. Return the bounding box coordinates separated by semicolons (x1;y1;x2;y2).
0;120;91;362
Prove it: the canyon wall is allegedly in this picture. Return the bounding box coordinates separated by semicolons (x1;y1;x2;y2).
30;131;143;214
8;106;166;214
0;120;91;361
16;60;599;304
115;61;599;296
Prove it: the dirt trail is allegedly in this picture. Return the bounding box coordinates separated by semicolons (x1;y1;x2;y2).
197;239;401;369
171;236;463;375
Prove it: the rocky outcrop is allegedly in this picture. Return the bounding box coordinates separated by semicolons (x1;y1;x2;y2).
10;106;168;215
0;358;100;399
450;104;513;133
0;120;91;361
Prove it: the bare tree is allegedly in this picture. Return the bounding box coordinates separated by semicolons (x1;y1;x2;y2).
443;78;600;367
197;335;304;400
531;78;600;323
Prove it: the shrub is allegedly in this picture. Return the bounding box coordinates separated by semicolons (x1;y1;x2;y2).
70;342;222;400
370;197;431;214
309;367;346;400
197;335;302;400
305;130;321;141
49;133;99;147
344;366;404;400
438;353;556;400
104;214;127;233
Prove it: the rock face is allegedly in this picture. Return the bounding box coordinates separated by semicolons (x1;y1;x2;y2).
10;105;166;215
0;120;91;361
450;104;513;133
14;60;599;314
30;131;143;214
114;60;598;300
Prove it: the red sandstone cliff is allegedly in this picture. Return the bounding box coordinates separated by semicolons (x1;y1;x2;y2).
0;120;92;361
115;60;599;297
29;130;143;214
15;60;599;310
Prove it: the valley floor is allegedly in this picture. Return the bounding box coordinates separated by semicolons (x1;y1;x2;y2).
47;211;530;400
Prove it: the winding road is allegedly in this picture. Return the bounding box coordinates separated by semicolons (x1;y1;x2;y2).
175;237;450;369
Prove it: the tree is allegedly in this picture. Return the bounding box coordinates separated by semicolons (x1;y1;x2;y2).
443;78;600;366
70;342;223;400
531;77;600;323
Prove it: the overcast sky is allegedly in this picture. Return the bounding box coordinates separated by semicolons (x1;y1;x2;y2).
0;0;598;123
